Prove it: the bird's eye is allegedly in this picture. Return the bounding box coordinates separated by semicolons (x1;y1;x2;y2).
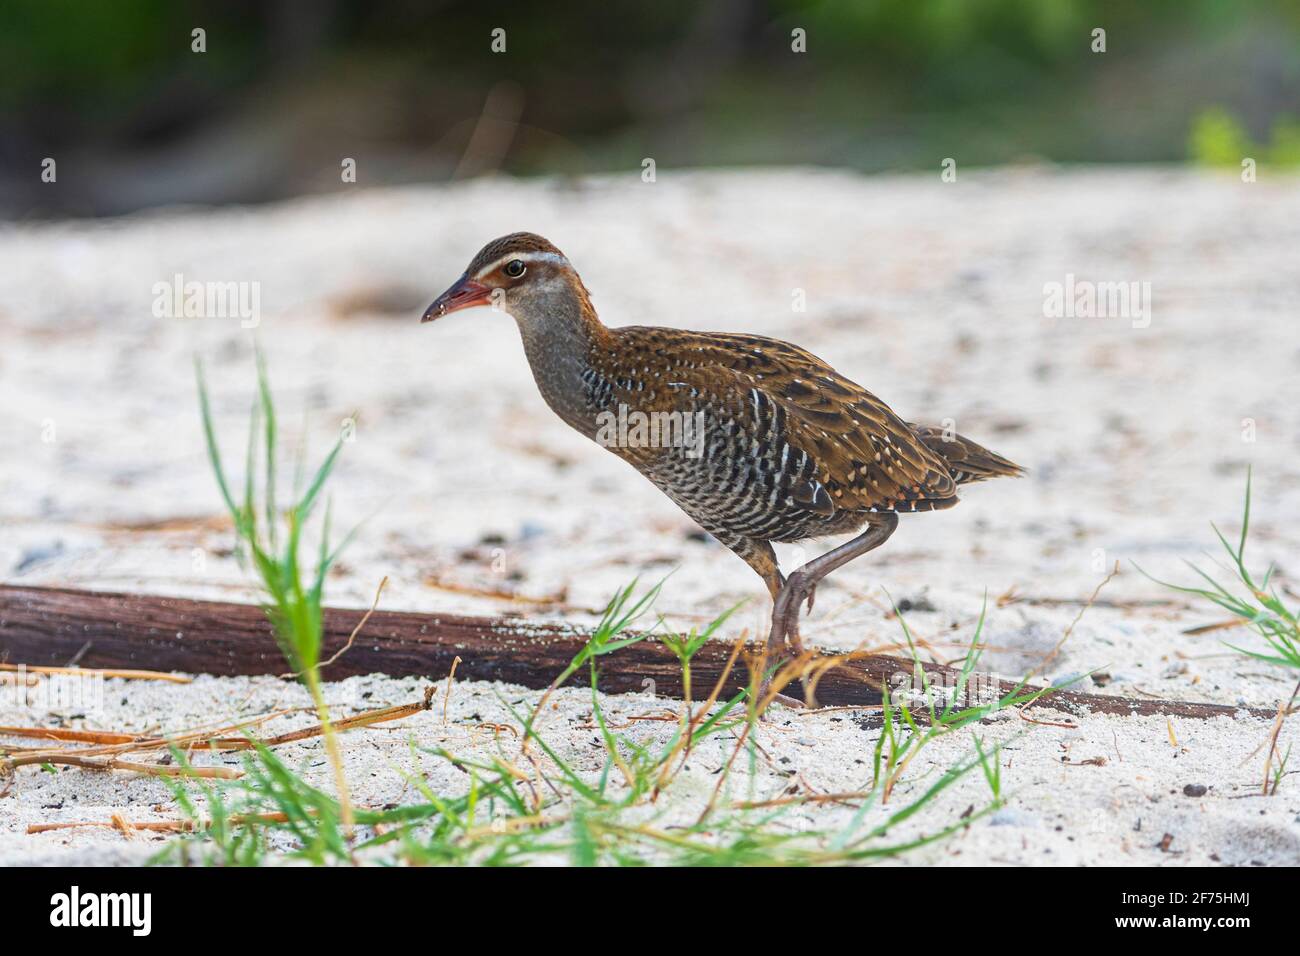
504;259;526;278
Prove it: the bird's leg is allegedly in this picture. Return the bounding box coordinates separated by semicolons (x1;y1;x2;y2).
771;577;806;656
730;519;901;710
725;538;804;708
724;538;783;653
761;586;810;711
778;512;900;656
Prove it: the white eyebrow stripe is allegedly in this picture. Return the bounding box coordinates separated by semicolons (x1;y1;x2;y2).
473;250;568;279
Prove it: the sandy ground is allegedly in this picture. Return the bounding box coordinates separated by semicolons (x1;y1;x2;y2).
2;167;1299;865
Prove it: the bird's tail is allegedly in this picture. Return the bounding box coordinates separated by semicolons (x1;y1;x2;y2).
909;423;1025;485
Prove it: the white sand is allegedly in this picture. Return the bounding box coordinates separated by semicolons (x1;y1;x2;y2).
2;167;1298;864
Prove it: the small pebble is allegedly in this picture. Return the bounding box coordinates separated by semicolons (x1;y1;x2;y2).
989;807;1037;827
1051;672;1092;689
1183;783;1208;797
518;521;547;541
896;596;936;613
14;541;64;574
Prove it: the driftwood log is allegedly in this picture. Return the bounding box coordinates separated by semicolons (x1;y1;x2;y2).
0;585;1273;721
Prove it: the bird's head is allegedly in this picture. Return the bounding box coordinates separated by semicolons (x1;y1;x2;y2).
421;232;590;325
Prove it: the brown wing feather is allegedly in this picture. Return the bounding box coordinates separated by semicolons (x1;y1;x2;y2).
614;328;958;514
908;424;1024;484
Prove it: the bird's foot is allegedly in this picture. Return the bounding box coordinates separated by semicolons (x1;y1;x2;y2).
765;690;807;712
784;610;805;656
757;607;798;713
754;671;806;716
780;570;818;655
757;575;819;713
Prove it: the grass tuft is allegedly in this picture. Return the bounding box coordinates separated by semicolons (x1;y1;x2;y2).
1142;470;1300;794
1140;470;1300;673
160;575;1036;865
195;350;358;836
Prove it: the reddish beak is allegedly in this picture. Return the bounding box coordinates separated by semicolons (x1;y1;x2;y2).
421;275;492;322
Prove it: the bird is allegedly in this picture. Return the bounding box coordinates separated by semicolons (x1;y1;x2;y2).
422;232;1023;704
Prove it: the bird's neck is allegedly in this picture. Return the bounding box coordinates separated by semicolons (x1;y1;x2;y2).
513;285;614;437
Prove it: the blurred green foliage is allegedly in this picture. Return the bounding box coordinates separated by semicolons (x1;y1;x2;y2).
2;0;1298;213
1189;109;1254;168
1190;108;1300;169
0;0;257;112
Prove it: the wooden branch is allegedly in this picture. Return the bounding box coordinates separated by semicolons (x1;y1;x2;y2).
0;585;1274;722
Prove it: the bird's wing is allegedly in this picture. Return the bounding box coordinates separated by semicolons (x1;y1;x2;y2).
908;423;1024;484
617;328;957;513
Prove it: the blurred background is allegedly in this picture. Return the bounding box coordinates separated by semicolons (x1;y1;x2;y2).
3;0;1299;218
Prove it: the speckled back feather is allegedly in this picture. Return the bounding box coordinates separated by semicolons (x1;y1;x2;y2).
594;327;963;524
908;424;1025;485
